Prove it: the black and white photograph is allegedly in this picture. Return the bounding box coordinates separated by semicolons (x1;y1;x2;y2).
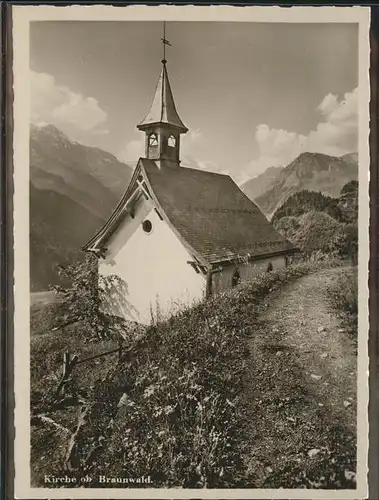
12;5;370;499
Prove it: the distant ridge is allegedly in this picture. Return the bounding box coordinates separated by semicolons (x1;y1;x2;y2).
240;166;283;202
241;152;358;218
30;124;133;291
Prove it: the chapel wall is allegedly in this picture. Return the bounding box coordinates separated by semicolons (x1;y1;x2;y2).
211;254;287;295
99;208;206;325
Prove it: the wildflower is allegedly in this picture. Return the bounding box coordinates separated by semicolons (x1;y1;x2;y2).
144;386;155;398
164;405;174;415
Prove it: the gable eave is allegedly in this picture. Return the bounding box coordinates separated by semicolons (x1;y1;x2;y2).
82;159;146;253
137;120;188;134
208;245;298;268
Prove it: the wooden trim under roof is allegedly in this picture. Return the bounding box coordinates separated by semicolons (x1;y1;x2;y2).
83;159;210;269
208;247;299;271
82;161;144;252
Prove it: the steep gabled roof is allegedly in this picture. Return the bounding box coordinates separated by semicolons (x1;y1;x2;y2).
137;62;188;133
141;160;295;264
84;158;295;265
82;164;144;253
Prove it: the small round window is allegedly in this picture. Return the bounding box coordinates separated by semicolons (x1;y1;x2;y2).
142;219;152;234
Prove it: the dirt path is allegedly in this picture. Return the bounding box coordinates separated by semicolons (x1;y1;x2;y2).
244;267;357;489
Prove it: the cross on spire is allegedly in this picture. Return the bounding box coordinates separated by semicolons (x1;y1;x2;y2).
161;21;171;64
138;21;187;134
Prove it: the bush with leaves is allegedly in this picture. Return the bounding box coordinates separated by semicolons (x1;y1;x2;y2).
275;211;358;263
340;180;358;196
272;190;344;223
327;267;358;338
51;254;136;340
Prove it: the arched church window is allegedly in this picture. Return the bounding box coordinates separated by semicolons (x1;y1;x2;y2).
148;133;158;147
232;269;240;287
168;135;176;147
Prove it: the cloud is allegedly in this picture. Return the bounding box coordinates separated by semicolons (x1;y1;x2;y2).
31;70;108;134
308;87;358;154
245;87;358;180
118;136;145;163
181;129;223;174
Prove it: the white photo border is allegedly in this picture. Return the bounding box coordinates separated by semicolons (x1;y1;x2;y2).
12;4;371;499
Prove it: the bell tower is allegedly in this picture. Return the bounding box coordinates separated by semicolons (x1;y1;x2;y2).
137;23;188;168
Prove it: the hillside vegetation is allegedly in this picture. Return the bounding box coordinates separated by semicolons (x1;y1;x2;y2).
271;190;343;223
339;180;358;223
31;259;351;488
272;181;358;263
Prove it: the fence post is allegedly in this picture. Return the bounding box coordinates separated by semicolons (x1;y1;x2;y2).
63;352;70;379
54;351;78;400
118;340;123;361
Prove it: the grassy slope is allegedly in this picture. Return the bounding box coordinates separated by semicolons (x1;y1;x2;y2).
30;259;356;489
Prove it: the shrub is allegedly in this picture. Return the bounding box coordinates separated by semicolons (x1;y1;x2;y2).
51;255;134;340
272;190;343;223
275;211;358;263
330;223;358;264
327;268;358;335
340;180;358;196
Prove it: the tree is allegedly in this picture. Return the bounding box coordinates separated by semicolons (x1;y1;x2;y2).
51;254;132;340
272;190;343;223
340;180;358;196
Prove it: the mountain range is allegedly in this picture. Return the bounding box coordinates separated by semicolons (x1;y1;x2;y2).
29;124;358;291
30;124;133;291
241;152;358;218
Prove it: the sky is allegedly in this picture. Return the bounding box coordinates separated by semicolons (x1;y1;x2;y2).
30;21;358;183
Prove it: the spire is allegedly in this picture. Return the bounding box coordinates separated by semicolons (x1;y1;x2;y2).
137;23;188;133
